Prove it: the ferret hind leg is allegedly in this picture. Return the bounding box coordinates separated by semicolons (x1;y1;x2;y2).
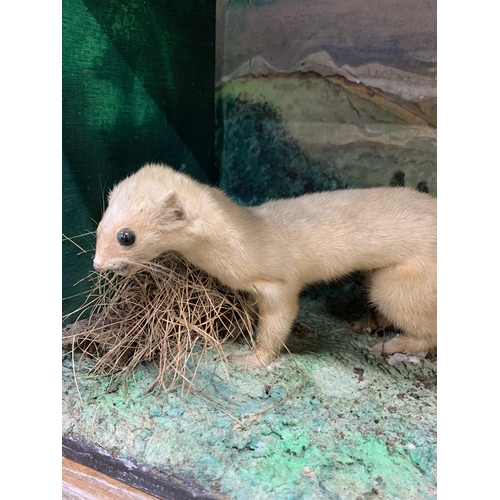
368;259;437;355
351;307;397;335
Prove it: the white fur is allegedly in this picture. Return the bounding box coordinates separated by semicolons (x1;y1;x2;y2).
94;164;437;365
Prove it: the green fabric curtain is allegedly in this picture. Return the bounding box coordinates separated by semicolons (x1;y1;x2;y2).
62;0;215;321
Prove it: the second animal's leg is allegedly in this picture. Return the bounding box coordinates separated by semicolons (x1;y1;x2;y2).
368;259;437;354
235;284;299;368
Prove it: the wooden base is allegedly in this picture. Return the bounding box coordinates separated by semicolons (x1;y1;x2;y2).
63;458;159;500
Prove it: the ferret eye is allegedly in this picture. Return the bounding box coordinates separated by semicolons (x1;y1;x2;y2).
117;229;136;247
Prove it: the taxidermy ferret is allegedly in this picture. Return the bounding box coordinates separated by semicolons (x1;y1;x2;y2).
93;164;436;366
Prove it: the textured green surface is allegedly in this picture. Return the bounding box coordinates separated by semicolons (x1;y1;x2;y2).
62;0;215;320
63;296;437;499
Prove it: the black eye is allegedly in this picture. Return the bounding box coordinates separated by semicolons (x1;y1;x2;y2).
117;229;136;247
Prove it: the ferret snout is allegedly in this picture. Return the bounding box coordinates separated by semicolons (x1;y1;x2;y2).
93;259;104;272
93;258;137;276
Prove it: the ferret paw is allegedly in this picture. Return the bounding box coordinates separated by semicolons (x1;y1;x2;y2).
230;349;276;369
351;310;395;336
371;334;429;356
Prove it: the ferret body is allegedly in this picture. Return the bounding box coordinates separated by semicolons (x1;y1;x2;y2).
94;163;437;365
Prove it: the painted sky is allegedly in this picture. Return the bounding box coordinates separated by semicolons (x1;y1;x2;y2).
216;0;436;80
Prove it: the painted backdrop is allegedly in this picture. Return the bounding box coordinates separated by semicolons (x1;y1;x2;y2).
216;0;436;204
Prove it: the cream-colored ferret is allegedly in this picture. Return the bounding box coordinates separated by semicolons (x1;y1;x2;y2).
94;163;436;366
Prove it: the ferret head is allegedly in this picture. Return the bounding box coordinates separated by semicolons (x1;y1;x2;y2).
93;165;190;276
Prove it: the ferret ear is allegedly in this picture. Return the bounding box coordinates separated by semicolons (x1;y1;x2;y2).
156;191;185;224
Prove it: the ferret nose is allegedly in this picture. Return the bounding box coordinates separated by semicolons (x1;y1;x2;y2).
93;259;103;272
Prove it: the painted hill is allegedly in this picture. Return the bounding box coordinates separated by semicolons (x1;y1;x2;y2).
216;72;436;197
218;51;436;102
219;55;282;84
341;61;436;100
296;51;354;81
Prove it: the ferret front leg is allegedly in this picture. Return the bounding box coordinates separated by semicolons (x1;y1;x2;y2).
234;284;299;368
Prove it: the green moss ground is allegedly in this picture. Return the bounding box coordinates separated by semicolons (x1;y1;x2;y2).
62;295;436;500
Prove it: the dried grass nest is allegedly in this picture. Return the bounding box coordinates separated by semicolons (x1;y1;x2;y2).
62;251;256;394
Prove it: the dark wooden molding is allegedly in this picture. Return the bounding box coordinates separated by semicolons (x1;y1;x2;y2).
62;435;221;500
